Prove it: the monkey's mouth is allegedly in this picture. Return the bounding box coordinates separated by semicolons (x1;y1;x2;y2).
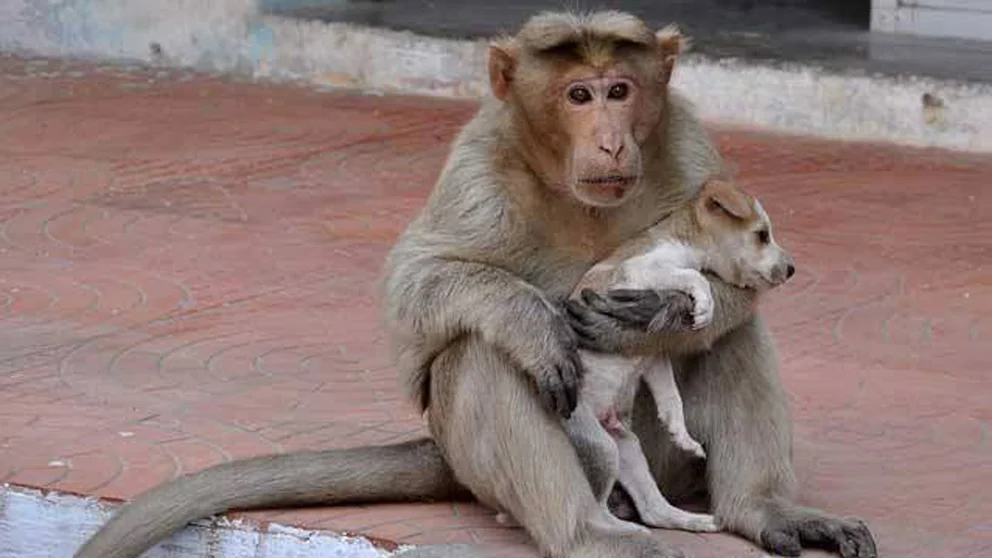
579;175;638;199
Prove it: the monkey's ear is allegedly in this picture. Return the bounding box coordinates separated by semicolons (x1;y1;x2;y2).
655;24;690;84
488;42;517;101
698;178;753;221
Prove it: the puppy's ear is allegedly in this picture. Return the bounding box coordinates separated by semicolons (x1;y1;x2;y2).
697;178;754;221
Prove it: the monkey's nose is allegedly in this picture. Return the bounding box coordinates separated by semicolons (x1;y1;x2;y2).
786;264;796;279
598;135;624;161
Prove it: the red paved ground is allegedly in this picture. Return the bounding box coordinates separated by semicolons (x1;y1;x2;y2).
0;53;990;557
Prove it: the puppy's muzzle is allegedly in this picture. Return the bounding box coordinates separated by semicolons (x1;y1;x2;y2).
771;254;796;285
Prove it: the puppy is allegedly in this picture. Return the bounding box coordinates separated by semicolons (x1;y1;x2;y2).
564;177;796;532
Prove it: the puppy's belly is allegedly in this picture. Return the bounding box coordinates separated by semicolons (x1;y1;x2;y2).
578;350;641;419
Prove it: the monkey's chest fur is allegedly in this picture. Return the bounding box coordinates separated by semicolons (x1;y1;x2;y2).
520;212;648;298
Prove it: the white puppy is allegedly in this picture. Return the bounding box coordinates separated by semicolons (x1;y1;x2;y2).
565;177;796;533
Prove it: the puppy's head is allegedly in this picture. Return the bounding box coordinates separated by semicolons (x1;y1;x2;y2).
694;178;795;290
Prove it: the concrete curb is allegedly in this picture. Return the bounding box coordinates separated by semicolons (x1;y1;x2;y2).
2;0;990;153
0;484;409;557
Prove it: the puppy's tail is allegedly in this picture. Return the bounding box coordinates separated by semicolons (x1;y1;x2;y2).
75;438;468;558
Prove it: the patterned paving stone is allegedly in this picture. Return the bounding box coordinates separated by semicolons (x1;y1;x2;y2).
0;53;990;557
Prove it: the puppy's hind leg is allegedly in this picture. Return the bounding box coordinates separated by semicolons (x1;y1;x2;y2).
614;422;718;533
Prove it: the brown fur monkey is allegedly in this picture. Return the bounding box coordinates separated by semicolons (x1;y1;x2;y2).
73;11;877;558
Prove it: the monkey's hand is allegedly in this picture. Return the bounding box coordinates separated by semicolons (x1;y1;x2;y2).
511;299;584;418
385;254;584;418
566;271;758;355
565;288;695;354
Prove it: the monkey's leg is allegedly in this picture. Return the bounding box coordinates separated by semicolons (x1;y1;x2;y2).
428;337;672;558
640;356;705;459
676;317;878;558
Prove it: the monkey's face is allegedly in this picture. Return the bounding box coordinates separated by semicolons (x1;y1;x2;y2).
556;70;654;208
486;17;675;208
695;181;796;291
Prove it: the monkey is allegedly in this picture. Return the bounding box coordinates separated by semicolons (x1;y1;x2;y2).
73;10;878;558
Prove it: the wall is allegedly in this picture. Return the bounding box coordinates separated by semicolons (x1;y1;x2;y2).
872;0;992;41
1;1;990;150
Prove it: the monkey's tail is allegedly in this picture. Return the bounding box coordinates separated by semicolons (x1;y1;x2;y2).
75;438;468;558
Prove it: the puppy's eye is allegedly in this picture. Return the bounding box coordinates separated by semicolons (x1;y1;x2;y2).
756;230;770;244
567;85;592;104
607;83;629;100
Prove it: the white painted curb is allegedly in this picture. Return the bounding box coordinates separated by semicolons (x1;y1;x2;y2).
1;0;991;152
0;484;407;558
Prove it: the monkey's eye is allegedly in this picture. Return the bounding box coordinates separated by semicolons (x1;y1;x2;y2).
607;83;629;100
567;85;592;104
756;230;770;244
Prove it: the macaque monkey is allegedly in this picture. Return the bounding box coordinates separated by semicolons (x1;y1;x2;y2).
75;11;877;558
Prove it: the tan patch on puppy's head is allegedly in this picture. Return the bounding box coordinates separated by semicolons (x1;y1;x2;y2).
694;177;796;290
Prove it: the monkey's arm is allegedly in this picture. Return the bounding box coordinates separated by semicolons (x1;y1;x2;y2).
565;274;758;356
385;255;582;417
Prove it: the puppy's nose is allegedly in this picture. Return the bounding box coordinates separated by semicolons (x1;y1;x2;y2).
786;264;795;279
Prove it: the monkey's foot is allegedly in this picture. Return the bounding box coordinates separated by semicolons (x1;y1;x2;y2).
640;506;719;533
758;510;877;558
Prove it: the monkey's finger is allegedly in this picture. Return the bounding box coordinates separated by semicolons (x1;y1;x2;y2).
647;290;696;332
605;288;662;306
601;289;664;322
845;521;878;558
542;358;577;419
563;299;592;323
570;324;616;353
580;289;655;327
579;288;608;308
838;537;859;558
564;300;629;352
760;528;802;557
605;305;657;328
559;360;579;415
556;315;581;347
605;289;667;324
537;374;569;419
572;328;611;352
796;519;848;556
574;336;610;353
564;300;608;334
